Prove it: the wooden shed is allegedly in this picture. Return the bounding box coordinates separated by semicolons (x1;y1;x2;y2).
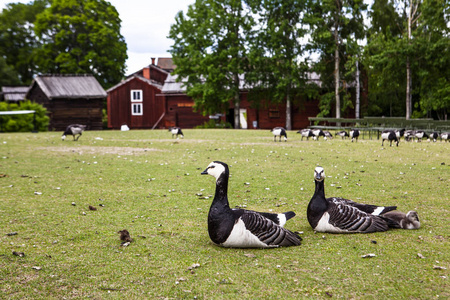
1;86;28;103
107;61;171;129
26;74;106;131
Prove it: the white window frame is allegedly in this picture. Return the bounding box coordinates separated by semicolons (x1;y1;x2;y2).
131;103;143;116
130;89;143;102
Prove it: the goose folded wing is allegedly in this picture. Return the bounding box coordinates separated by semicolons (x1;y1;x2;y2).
330;197;396;215
238;211;302;246
327;202;390;233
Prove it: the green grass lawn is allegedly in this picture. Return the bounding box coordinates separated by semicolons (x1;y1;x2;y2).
1;129;448;299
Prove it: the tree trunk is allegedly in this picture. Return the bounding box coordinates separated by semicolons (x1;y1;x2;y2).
286;84;292;130
234;73;240;129
406;56;412;120
355;59;360;119
334;25;340;119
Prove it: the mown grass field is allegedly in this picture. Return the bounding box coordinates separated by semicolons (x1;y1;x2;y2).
1;129;449;299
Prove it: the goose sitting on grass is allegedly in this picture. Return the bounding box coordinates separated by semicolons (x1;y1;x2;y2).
307;166;420;233
201;161;302;248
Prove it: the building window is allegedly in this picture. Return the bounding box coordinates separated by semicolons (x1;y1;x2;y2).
132;103;143;116
130;90;143;102
269;109;280;118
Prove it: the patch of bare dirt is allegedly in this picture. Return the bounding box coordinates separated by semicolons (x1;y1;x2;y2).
40;146;161;156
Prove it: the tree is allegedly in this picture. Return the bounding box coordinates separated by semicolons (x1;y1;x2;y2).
367;0;448;119
169;0;254;128
33;0;127;89
0;0;48;85
306;0;367;118
0;56;21;86
246;0;309;130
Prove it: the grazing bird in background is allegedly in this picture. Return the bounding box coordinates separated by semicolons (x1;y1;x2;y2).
395;129;405;140
414;131;429;142
440;132;449;142
350;129;360;142
381;130;399;147
62;124;86;141
429;132;439;142
335;130;349;139
311;129;326;140
307;166;418;233
169;127;184;139
297;129;314;141
323;131;333;140
271;127;287;142
201;161;302;248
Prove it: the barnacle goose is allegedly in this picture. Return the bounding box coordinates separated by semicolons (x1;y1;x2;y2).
271;127;287;142
169;127;184;139
311;129;326;140
395;129;405;140
62;124;86;141
335;130;349;139
350;129;360;142
381;130;399;147
382;211;420;229
201;161;302;247
323;131;333;140
307;166;398;233
429;132;439;142
414;130;429;142
297;129;314;141
440;132;449;142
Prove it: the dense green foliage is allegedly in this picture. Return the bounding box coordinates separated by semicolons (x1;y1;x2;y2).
0;0;127;89
366;0;450;120
0;0;48;85
169;0;449;120
0;100;49;132
169;0;254;128
0;129;449;298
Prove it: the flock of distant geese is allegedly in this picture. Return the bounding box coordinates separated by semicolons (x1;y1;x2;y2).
271;127;449;145
60;124;445;248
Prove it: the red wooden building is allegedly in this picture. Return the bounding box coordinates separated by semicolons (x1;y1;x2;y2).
107;59;170;129
159;73;320;129
107;58;321;130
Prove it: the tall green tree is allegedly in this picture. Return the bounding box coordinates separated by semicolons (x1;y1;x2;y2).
367;0;449;119
306;0;367;118
33;0;127;88
169;0;254;128
246;0;309;130
0;0;48;85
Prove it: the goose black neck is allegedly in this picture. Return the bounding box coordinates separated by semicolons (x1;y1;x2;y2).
212;172;230;207
314;179;325;197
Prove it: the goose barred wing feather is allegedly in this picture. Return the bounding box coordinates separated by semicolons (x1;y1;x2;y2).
330;197;396;215
327;200;390;233
239;211;302;247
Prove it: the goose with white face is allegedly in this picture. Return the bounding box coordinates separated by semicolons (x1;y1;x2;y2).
314;166;325;182
201;161;226;180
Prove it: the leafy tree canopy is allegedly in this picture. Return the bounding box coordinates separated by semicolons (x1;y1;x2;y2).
33;0;127;89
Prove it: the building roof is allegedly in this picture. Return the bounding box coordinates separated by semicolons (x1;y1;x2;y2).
1;86;29;102
157;58;176;72
27;74;107;100
161;73;249;94
106;74;163;93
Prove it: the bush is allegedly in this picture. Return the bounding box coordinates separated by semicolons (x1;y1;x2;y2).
0;100;49;132
195;119;232;129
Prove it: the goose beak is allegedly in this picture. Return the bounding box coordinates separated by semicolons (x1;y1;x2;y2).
201;168;209;175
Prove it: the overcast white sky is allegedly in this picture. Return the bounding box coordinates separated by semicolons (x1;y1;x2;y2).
0;0;194;75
